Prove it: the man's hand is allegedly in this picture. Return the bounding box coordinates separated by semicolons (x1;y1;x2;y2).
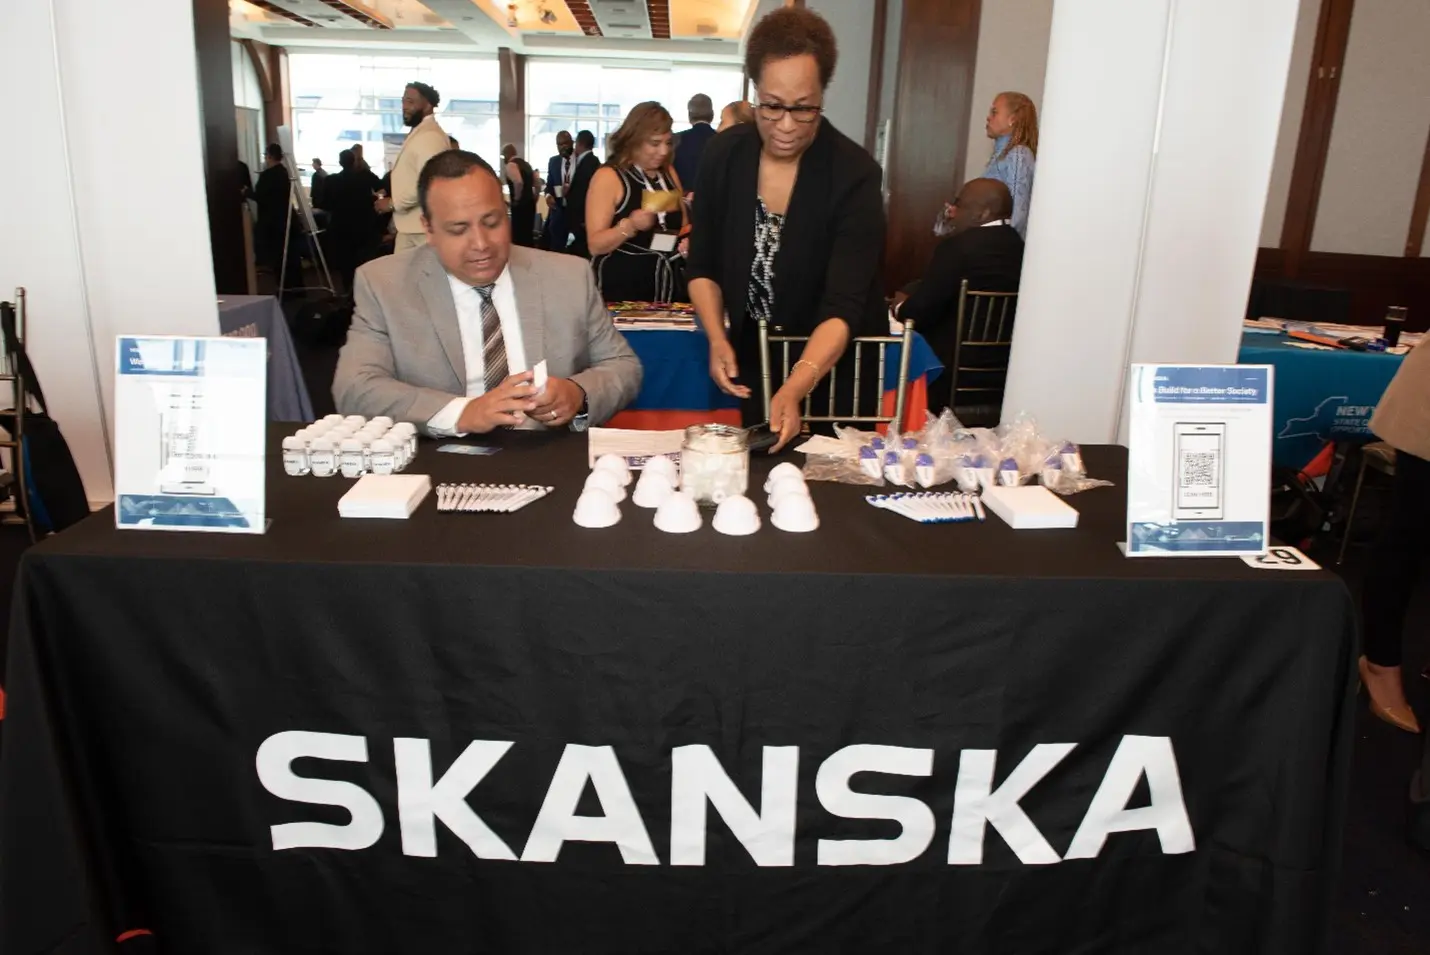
891;291;909;315
456;372;538;433
529;376;585;428
374;196;394;215
709;337;751;399
768;385;805;453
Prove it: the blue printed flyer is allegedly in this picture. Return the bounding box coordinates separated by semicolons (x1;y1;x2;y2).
1126;364;1273;557
114;336;267;533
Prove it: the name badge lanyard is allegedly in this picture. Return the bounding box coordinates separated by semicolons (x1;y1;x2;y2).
632;167;671;231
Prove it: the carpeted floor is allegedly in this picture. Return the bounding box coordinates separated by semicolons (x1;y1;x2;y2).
0;299;1426;950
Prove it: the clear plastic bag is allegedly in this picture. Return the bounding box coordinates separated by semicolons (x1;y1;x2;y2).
802;453;885;486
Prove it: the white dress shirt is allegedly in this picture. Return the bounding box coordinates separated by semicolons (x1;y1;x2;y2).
426;265;528;436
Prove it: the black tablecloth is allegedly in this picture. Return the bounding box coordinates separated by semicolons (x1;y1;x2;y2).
0;431;1357;955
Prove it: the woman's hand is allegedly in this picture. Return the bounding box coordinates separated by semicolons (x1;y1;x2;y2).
628;208;658;232
768;385;804;453
708;337;751;399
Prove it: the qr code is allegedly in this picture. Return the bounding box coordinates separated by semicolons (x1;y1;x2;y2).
1180;452;1217;487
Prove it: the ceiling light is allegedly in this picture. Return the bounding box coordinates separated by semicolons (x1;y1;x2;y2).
507;3;518;28
539;5;557;25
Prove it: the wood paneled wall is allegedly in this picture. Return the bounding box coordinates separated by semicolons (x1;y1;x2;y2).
882;0;982;292
192;0;246;294
1256;248;1430;332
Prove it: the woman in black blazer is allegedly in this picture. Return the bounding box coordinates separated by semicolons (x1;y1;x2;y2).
686;7;886;451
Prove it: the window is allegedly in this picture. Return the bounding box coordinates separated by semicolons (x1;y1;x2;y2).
287;53;500;182
524;60;742;166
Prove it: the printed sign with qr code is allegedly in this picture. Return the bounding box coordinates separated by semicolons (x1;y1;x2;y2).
1180;452;1217;487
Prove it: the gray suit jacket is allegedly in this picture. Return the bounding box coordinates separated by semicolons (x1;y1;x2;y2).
333;244;642;431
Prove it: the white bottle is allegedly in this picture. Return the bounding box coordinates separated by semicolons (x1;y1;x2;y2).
308;438;338;477
339;438;366;478
343;415;367;429
322;414;345;426
371;416;394;430
392;424;418;465
369;439;397;475
389;435;410;472
282;436;310;476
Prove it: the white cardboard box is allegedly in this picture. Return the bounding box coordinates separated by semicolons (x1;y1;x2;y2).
982;485;1079;530
338;474;432;519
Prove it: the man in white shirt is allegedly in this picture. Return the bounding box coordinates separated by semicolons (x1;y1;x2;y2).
375;81;451;253
333;150;642;434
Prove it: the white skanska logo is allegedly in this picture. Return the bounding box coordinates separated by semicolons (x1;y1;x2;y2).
256;733;1195;866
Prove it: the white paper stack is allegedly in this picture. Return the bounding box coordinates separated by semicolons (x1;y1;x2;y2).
337;474;432;519
981;485;1079;529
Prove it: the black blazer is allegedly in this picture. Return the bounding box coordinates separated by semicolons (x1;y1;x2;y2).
566;151;600;232
687;120;886;343
899;223;1024;412
673;122;716;194
898;224;1024;354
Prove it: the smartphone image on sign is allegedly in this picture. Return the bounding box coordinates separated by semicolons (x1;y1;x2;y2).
1173;422;1225;521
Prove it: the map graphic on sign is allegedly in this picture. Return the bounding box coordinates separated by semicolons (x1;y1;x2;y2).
1277;395;1349;441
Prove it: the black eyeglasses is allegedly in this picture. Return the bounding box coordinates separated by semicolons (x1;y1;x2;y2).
753;101;824;124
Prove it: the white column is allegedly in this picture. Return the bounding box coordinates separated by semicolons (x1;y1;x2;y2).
1001;0;1303;444
0;0;220;504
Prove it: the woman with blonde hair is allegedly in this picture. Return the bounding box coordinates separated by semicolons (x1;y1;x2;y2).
585;101;687;303
981;91;1038;238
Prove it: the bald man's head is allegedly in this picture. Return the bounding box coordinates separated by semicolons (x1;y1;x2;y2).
948;178;1013;235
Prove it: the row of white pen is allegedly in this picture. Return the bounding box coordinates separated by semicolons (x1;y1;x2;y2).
436;483;554;514
866;492;986;524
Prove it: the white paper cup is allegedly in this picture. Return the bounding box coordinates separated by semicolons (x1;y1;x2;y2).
771;495;819;533
653;491;702;533
573;487;621;528
643;455;679;483
764;462;804;493
585;468;628;503
712;495;761;536
633;470;676;509
594;454;633;486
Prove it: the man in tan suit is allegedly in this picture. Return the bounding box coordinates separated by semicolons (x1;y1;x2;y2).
375;81;451;253
1358;338;1430;734
334;150;641;434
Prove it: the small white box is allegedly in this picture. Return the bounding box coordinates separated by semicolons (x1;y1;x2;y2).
981;485;1079;529
337;474;431;519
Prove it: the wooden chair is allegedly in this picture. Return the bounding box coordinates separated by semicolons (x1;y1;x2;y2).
949;281;1019;427
758;317;916;428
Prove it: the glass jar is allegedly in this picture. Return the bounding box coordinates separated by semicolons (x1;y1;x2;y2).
308;438;337;478
369;439;396;475
281;436;309;476
680;424;749;506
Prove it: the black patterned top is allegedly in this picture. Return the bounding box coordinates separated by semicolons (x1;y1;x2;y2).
746;197;785;328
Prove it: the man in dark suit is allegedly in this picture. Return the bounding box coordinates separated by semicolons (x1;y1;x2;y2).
542;130;574;253
566;129;600;258
894;178;1025;415
672;93;716;193
322;148;383;294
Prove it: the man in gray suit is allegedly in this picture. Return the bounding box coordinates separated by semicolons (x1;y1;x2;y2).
334;150;641;434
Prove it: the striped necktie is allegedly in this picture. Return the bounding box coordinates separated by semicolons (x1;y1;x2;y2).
474;284;508;394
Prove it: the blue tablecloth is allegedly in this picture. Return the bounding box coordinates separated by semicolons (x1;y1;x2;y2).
622;326;943;411
218;295;315;423
1238;330;1403;468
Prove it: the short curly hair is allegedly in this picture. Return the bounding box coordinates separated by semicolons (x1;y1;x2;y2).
406;81;440;109
743;8;838;90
